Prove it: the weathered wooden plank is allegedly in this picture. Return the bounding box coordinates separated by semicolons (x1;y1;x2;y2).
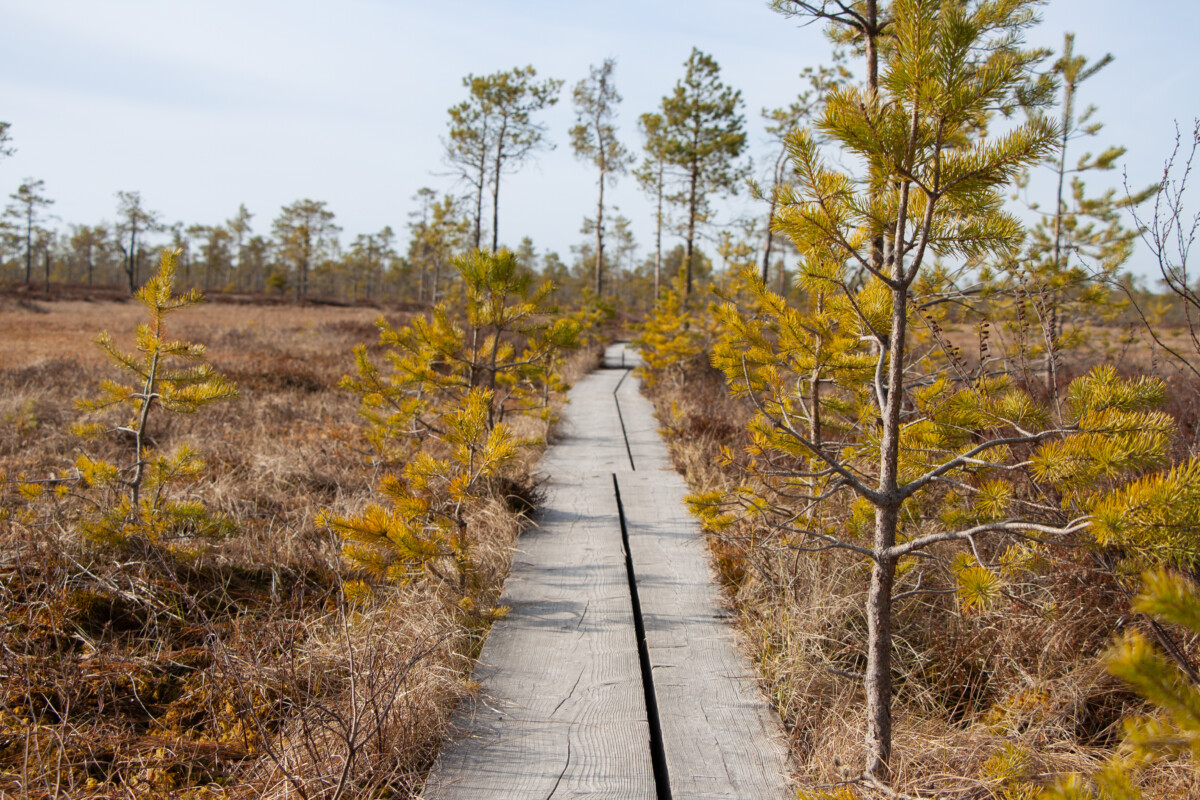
613;365;674;473
617;471;795;799
421;370;654;799
423;346;793;799
542;369;632;476
603;341;644;370
610;341;794;798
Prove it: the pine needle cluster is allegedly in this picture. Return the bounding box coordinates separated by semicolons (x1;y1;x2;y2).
634;281;711;388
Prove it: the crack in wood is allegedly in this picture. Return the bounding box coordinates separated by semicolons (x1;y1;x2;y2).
613;368;637;471
614;473;672;800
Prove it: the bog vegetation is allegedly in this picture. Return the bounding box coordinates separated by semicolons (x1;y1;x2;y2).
3;1;1200;798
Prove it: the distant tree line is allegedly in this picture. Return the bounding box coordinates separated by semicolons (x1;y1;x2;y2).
0;22;1164;323
0;48;767;309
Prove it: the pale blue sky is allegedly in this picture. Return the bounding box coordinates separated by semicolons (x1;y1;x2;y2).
1;0;1196;277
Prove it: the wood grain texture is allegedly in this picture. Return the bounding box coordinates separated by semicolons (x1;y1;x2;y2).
542;369;633;476
422;369;654;799
614;367;673;473
613;343;794;798
618;472;795;799
423;348;793;798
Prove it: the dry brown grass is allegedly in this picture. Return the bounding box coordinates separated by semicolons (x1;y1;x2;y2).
0;298;588;798
641;351;1200;799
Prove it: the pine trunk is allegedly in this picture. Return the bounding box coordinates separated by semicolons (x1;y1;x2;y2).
23;207;32;285
490;169;501;253
126;227;138;294
685;162;698;296
762;148;787;284
594;168;605;296
654;160;664;298
864;210;911;779
473;169;485;250
1048;98;1070;400
865;514;897;778
491;118;508;254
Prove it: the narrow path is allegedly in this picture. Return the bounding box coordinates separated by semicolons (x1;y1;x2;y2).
421;343;793;799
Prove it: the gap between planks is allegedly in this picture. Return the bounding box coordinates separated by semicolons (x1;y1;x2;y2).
422;348;792;799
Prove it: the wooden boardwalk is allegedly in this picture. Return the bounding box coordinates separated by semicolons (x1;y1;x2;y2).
421;344;792;799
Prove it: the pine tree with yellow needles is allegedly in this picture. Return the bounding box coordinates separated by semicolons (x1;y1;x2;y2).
326;248;580;600
689;0;1186;784
321;387;518;601
341;248;580;464
73;248;237;546
634;280;709;390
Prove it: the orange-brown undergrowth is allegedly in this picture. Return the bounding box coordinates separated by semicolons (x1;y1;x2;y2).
0;299;595;798
641;348;1200;799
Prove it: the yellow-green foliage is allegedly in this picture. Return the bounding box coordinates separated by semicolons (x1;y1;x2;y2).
1089;458;1200;569
322;387;517;594
1032;367;1172;496
634;284;709;387
329;248;580;594
711;266;872;405
342;248;580;463
73;249;237;546
674;1;1177;625
1042;570;1200;800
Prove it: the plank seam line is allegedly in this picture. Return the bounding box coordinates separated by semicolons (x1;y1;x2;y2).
612;368;637;471
613;473;672;800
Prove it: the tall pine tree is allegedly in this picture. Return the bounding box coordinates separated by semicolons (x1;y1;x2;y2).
656;48;748;296
570;58;632;297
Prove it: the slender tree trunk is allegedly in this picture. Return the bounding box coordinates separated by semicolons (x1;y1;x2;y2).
762;149;787;283
126;226;138;294
806;346;823;524
595;167;606;296
436;256;446;307
865;0;878;98
865;512;897;778
419;240;429;304
472;120;490;250
762;204;778;284
1047;95;1071;400
42;248;50;294
490;117;509;254
654;159;665;298
864;268;909;779
491;172;501;253
863;0;887;275
130;350;159;513
234;236;242;292
473;173;485;250
23;207;32;285
87;243;94;286
685;162;698;296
